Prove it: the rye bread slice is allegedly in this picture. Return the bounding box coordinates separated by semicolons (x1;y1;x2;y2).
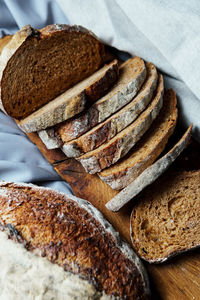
0;182;150;299
106;124;193;212
62;62;158;157
17;59;119;133
0;24;105;119
39;57;147;146
99;89;178;190
77;74;164;174
130;170;200;263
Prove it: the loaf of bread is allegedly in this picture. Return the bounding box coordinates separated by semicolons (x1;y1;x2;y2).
99;89;178;190
17;59;119;132
130;170;200;263
0;35;12;55
106;124;192;211
61;62;157;157
0;182;150;299
77;74;164;174
0;24;105;119
38;56;146;147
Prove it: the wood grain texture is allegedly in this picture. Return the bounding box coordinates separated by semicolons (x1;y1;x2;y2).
27;131;200;300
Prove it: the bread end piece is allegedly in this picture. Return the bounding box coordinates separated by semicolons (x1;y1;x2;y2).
130;169;200;263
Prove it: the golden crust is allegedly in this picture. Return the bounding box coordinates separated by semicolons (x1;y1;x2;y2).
0;182;149;299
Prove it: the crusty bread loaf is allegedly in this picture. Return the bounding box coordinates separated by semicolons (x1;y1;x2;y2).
0;35;12;55
62;62;157;157
99;89;178;190
106;124;192;211
77;74;164;174
0;182;150;299
0;24;105;119
17;59;119;132
39;57;146;146
130;170;200;263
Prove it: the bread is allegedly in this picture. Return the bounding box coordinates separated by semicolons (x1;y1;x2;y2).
106;124;192;212
39;57;146;146
0;24;105;119
77;74;164;174
62;62;158;157
17;59;119;132
0;35;12;55
0;182;150;299
99;89;178;190
130;170;200;263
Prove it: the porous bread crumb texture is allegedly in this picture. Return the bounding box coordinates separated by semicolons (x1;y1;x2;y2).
17;59;119;133
61;62;157;157
55;56;146;143
131;171;200;263
1;25;104;119
99;89;178;189
76;74;163;174
0;183;148;300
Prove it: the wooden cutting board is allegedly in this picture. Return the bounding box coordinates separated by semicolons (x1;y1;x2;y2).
27;131;200;300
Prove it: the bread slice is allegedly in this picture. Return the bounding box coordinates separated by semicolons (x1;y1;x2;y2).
0;182;150;299
17;59;119;132
130;170;200;263
62;62;158;157
77;74;164;174
99;89;178;190
0;35;12;55
38;56;147;146
0;24;105;119
106;124;192;212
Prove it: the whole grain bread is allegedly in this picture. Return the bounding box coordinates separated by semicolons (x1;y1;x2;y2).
0;24;105;119
99;89;178;190
62;62;158;157
17;59;119;132
0;182;150;299
130;170;200;263
77;74;164;174
39;57;146;145
106;124;192;212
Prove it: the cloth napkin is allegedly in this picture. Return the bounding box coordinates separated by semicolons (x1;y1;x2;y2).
0;0;199;191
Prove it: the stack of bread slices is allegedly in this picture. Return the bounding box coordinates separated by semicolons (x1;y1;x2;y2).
0;24;178;190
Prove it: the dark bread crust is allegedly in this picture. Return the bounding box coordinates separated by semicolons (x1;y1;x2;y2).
0;182;149;299
0;24;105;119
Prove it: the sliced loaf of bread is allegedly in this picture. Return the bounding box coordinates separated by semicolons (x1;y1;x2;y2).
17;59;119;132
38;56;146;145
106;124;192;211
0;182;150;299
130;170;200;263
62;62;158;157
77;74;164;174
0;24;105;119
99;89;178;190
